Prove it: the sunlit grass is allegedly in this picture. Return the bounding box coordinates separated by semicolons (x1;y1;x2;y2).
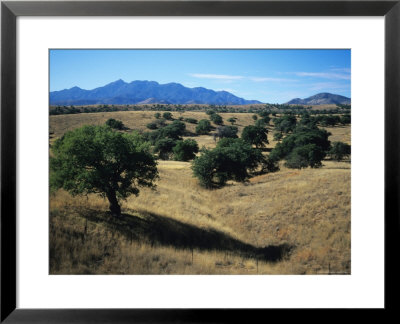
50;111;351;275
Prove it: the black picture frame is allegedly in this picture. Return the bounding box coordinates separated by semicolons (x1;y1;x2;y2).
1;0;399;322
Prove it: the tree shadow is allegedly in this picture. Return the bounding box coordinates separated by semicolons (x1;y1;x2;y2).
260;147;273;152
81;208;292;262
183;130;197;137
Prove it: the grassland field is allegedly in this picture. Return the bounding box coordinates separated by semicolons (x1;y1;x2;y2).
50;110;351;274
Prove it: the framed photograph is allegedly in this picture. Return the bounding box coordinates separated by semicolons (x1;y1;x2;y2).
1;0;399;321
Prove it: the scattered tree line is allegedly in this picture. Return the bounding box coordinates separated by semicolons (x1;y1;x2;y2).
50;103;350;116
50;109;351;217
269;113;351;169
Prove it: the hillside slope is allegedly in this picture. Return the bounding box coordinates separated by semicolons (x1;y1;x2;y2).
286;93;351;105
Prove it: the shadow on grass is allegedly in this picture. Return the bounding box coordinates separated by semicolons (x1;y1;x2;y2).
81;208;292;262
183;130;197;137
260;147;273;152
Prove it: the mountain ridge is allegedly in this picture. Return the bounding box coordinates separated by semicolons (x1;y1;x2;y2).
286;92;351;105
50;80;262;106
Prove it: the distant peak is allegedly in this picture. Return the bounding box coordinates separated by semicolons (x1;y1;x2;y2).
110;79;126;84
285;92;351;105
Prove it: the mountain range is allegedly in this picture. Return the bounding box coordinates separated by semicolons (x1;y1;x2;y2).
49;80;262;106
50;80;351;106
285;93;351;105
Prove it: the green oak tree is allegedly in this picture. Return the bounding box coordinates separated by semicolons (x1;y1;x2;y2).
192;138;265;188
196;119;213;135
328;142;351;161
210;113;223;125
105;118;124;130
50;125;158;217
173;139;199;161
241;125;269;148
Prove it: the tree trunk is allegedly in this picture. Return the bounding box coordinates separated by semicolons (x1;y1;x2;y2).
106;190;121;217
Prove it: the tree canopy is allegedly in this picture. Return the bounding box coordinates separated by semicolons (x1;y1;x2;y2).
196;119;213;135
270;125;331;169
145;120;186;144
227;117;237;125
328;142;351;161
273;114;297;133
241;125;269;148
162;112;173;120
210;113;223;125
214;125;239;140
191;138;266;188
105;118;124;130
153;138;177;160
50;125;158;217
173;139;199;161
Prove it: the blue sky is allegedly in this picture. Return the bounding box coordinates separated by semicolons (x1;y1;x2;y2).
50;49;350;103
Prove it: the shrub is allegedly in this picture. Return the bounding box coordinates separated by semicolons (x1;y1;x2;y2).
284;144;325;169
145;120;186;144
258;111;271;125
340;114;351;125
261;156;280;173
214;125;238;140
146;122;158;130
206;110;216;116
299;113;317;128
258;111;270;118
173;139;199;161
162;112;173;120
328;142;351;161
273;132;283;141
105;118;124;130
227;117;237;125
254;119;266;128
196;119;213;135
155;118;167;128
167;120;186;135
210;113;223;125
153;138;177;160
154;112;161;119
319;115;341;127
184;118;198;124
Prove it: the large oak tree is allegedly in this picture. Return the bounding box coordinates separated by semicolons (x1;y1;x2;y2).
50;125;158;217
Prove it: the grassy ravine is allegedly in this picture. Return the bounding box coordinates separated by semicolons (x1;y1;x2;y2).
50;111;351;275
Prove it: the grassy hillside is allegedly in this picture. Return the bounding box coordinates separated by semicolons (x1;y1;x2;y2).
49;111;351;274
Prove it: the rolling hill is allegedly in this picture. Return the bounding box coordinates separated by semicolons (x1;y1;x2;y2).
286;93;351;105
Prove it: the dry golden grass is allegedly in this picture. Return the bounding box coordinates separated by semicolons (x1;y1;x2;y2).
50;159;350;275
324;126;351;144
50;111;279;152
50;111;267;140
49;111;351;275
